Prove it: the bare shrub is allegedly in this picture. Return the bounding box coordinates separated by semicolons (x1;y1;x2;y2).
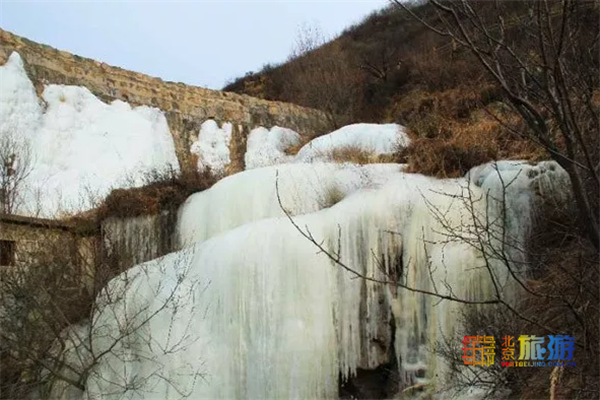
405;112;545;178
97;166;216;220
282;24;363;129
0;161;213;398
0;133;33;215
406;137;498;178
321;185;346;208
436;236;598;399
434;305;527;397
1;226;100;398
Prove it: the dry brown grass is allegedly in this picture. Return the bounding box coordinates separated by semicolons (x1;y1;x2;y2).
406;138;497;178
330;146;380;164
286;137;408;165
404;111;545;178
97;167;215;220
321;185;346;208
388;83;503;124
295;145;403;165
284;139;310;156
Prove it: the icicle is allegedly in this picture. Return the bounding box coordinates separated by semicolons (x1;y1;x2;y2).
102;214;162;267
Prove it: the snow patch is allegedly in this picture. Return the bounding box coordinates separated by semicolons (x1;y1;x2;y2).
295;123;409;163
0;52;180;217
244;126;301;169
191;120;232;175
0;53;42;141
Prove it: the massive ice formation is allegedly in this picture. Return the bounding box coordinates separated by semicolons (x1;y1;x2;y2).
0;52;180;217
61;159;569;400
467;160;572;251
175;163;404;248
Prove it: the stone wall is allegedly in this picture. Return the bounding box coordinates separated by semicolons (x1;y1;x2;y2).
0;214;98;294
0;28;330;172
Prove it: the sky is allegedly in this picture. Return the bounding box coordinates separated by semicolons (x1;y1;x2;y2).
0;1;388;90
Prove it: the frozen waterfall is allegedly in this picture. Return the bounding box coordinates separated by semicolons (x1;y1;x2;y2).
60;160;569;400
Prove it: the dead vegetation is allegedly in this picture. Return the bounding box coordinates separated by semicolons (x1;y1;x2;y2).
321;185;346;209
404;111;544;177
0;132;33;215
329;146;400;165
97;165;215;220
0;163;213;398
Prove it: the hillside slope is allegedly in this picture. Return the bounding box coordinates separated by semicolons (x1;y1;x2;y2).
224;3;498;121
224;1;597;178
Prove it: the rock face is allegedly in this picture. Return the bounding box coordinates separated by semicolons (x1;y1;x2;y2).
0;29;330;173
